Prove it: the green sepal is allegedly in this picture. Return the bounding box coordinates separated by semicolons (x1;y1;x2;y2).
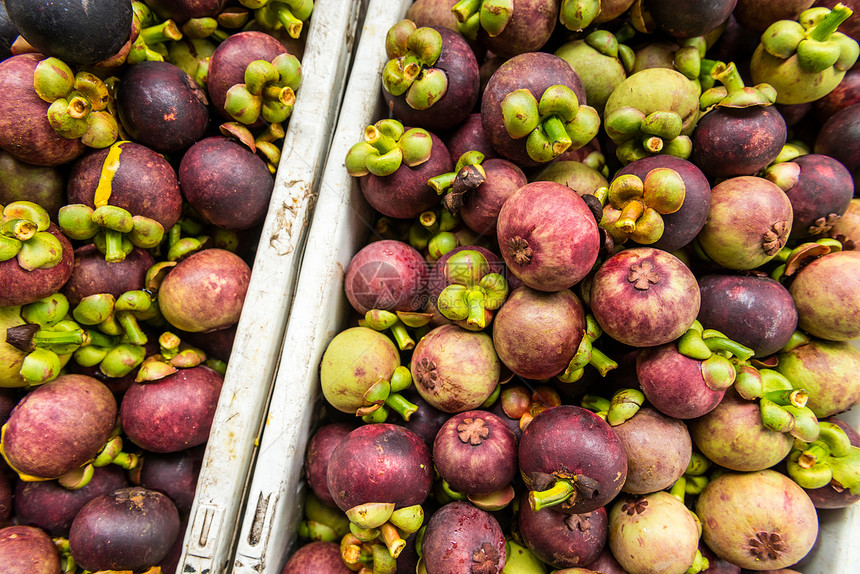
500;89;539;139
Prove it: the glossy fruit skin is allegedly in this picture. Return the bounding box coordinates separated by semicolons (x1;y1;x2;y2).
518;496;608;569
4;0;132;66
696;470;818;571
0;525;62;574
61;244;155;306
2;374;117;480
420;501;507;574
783;154;854;239
459;158;528;237
120;365;224;453
645;0;738;38
697;273;798;358
496;181;600;292
344;240;429;315
68;486;181;572
281;541;352;574
116;61;210;155
384;26;480;131
325;424;433;512
492;286;586;380
0;54;86;166
145;0;228;24
519;405;628;515
789;251;860;341
178;136;274;230
814;103;860;189
304;423;356;507
134;445;205;514
589;247;700;348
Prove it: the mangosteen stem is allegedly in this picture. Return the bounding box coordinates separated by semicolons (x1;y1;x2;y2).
116;311;148;346
581;394;611;413
379;522;405;559
269;2;303;38
703;336;754;361
541;115;573;155
528;475;598;511
102;229;126;262
712;62;745;94
451;0;480;23
669;477;688;502
465;290;487;329
589;347;618;376
764;388;808;408
365;125;397;155
428;172;456;195
141;20;183;45
390;321;415;351
615;199;645;233
384;392;418;421
809;5;853;43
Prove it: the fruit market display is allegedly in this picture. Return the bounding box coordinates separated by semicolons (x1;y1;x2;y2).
286;1;860;574
0;0;314;571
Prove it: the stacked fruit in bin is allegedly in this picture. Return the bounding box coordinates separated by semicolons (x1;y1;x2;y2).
0;0;312;572
286;1;860;573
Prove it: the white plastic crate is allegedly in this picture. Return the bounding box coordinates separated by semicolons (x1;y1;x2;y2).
174;1;364;572
232;0;860;571
230;0;412;571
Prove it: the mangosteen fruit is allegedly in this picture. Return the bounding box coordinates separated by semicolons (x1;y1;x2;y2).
420;500;507;574
344;239;429;315
696;470;818;570
519;405;628;515
608;491;701;574
0;525;62;574
0;150;66;219
282;541;352;573
776;337;860;417
0;222;74;308
496;181;600;292
132;445;205;514
589;247;700;348
69;486;181;572
156;248;252;333
788;250;860;341
61;244;155;306
410;324;501;413
815;103;860;188
304;422;356;508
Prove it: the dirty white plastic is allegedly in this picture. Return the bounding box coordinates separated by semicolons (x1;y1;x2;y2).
232;1;860;572
175;1;364;572
230;0;413;571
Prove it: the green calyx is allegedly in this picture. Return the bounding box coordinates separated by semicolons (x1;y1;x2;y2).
559;314;618;383
560;0;601;32
33;58;118;147
135;333;208;382
761;4;859;73
757;368;820;442
787;421;860;494
361;310;432;351
253;0;314;40
598;168;686;245
451;0;514;40
500;85;600;163
382;22;447;111
605;106;691;164
700;62;777;110
0;202;63;271
606;388;645;426
225;53;302;125
435;250;508;329
428;151;486;214
346;119;432;177
676;321;757;393
58;204;164;263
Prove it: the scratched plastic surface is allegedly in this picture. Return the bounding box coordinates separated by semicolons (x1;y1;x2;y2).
174;1;364;572
230;1;412;572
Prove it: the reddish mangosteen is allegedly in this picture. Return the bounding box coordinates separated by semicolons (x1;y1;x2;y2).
492;286;586;380
179;136;275;230
765;154;854;239
344;239;429;315
481;52;598;167
696;176;793;271
13;465;129;536
496;181;600;292
788;250;860;341
460;0;559;59
432;410;518;498
144;0;227;24
1;374;117;480
282;541;352;574
814;67;860;122
116;61;210;154
519;405;628;515
304;422;356;508
407;0;460;30
814;102;860;188
645;0;737;38
206;30;288;122
689;389;795;472
346;120;453;219
120;365;223;453
445;113;498;162
420;501;507;573
585;547;630;574
696;470;818;571
518;492;608;569
608;491;701;574
691;63;787;179
611;406;692;495
156;248;251;333
636;343;728;419
616;154;711;252
381;22;480;131
697;273;798;358
61;244;155;306
0;525;62;574
733;0;816;33
131;445;205;514
410;324;501;413
776;338;860;418
0;223;74;308
182;324;236;363
0;53;86;167
69;486;181;572
325;423;433;515
590;247;700;348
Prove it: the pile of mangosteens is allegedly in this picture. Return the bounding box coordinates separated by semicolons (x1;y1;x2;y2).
0;0;315;572
286;1;860;574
